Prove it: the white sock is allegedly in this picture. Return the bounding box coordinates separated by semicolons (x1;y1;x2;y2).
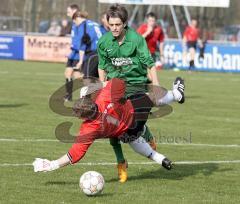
129;137;153;157
129;137;166;165
157;91;175;105
149;151;165;165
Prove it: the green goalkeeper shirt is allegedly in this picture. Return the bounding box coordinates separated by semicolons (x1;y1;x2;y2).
97;27;155;96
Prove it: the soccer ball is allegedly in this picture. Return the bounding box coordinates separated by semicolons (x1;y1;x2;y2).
79;171;105;196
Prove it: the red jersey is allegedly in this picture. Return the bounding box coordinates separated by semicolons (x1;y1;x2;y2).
137;24;164;54
68;78;134;164
183;26;200;42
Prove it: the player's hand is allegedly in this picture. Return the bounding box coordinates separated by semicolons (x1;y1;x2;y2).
146;26;153;35
75;61;83;70
33;158;51;172
32;158;59;172
160;55;164;64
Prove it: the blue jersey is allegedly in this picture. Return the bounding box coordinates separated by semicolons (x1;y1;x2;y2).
100;24;108;35
68;20;102;61
79;20;102;60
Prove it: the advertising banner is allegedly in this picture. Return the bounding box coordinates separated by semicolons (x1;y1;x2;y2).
0;35;24;60
24;35;71;63
2;33;239;72
164;40;240;72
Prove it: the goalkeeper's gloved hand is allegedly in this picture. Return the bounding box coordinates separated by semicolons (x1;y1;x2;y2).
32;158;59;172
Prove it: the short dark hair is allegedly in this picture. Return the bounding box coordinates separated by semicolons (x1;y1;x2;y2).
106;4;128;24
146;12;157;19
72;98;97;119
69;4;79;11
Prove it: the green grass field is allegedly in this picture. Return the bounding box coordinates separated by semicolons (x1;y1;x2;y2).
0;60;240;204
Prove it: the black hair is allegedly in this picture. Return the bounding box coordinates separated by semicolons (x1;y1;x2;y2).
146;12;157;19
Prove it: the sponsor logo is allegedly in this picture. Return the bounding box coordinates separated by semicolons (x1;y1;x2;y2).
164;43;240;71
111;57;133;66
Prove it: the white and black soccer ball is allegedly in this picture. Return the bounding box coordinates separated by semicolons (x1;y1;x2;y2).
79;171;105;196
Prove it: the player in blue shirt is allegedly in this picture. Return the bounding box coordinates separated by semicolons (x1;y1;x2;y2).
99;12;109;34
72;11;102;78
64;4;81;101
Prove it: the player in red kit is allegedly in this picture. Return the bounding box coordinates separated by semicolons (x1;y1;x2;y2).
137;12;165;63
183;19;204;71
33;77;185;174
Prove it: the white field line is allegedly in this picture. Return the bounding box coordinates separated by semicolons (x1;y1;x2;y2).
0;138;239;148
164;76;240;82
159;143;240;148
1;70;240;81
1;160;240;167
36;72;62;76
0;71;9;74
0;71;62;77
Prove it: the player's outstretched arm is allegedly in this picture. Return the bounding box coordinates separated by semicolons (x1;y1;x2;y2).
32;154;70;172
